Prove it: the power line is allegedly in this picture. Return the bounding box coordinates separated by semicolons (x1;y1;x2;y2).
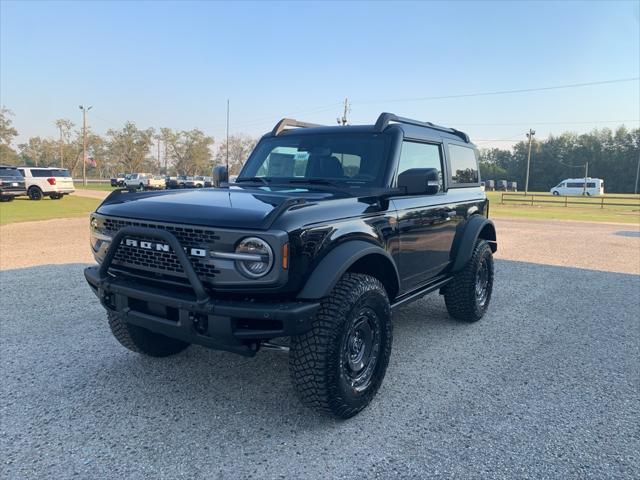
352;77;640;105
453;119;639;127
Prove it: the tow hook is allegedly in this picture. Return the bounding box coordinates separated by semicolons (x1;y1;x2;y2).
191;313;209;335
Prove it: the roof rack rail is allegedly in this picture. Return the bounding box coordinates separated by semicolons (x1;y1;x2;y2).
374;112;470;143
272;118;325;136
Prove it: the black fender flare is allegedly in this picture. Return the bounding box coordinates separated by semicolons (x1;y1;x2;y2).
450;215;497;274
297;240;400;300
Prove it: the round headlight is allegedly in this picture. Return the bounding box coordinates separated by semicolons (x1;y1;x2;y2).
235;237;273;278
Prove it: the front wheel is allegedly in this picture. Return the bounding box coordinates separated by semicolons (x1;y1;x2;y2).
444;239;494;322
107;311;190;357
552;191;559;196
289;273;392;419
0;196;14;202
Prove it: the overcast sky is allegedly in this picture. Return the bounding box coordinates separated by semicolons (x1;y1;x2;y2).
1;0;639;149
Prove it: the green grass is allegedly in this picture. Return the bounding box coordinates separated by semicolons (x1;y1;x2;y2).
1;188;638;226
487;191;640;224
75;183;116;191
0;195;101;225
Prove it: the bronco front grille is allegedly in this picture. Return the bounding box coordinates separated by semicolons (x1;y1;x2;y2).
102;218;220;281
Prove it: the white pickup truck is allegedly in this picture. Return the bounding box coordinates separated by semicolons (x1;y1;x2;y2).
125;173;165;191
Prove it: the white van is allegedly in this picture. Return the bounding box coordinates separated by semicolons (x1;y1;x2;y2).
18;166;75;200
550;178;604;196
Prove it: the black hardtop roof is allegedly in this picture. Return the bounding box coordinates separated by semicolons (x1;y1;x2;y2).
267;112;471;144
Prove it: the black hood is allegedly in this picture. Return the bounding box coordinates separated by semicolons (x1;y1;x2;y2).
96;187;338;230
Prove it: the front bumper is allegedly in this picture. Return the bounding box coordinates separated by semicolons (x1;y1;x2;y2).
85;267;319;356
84;225;318;356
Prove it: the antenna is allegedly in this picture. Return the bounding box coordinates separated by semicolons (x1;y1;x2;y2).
226;99;230;174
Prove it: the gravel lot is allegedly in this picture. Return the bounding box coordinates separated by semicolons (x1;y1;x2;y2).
0;218;639;479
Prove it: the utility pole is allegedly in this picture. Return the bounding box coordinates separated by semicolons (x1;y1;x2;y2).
635;153;640;194
337;98;350;126
226;99;230;174
157;137;161;173
79;105;92;186
524;128;535;195
583;161;589;195
58;124;64;168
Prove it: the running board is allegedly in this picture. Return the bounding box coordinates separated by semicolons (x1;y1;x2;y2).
390;277;452;311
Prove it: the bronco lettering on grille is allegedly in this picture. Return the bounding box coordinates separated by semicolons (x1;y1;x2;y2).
124;238;207;257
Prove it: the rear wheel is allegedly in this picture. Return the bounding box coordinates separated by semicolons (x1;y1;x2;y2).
289;273;392;418
50;193;63;200
107;311;190;357
444;239;494;322
28;186;43;201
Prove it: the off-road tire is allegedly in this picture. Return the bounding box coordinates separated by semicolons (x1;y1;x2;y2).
444;239;494;322
289;273;392;419
28;186;43;200
107;310;190;357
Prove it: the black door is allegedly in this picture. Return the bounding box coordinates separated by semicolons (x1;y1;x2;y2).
392;141;457;292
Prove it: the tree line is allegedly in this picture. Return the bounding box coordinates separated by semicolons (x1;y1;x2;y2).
2;107;638;192
479;126;639;193
0;106;257;178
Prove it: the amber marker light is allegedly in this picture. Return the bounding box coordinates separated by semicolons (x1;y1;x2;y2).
282;243;289;270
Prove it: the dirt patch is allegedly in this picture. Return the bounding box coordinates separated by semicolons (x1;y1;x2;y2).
1;216;638;274
0;217;93;270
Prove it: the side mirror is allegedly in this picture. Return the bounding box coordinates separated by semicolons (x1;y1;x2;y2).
211;165;229;187
397;168;440;195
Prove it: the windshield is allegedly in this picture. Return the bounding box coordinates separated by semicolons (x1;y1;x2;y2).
238;133;391;188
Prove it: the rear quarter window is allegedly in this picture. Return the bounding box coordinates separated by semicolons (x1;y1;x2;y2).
448;144;479;185
31;169;71;177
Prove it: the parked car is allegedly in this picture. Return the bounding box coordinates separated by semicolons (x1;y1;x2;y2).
165;176;177;189
507;181;518;192
550;177;604;196
485;179;495;191
497;180;508;191
125;173;165;191
0;165;27;201
184;176;208;188
85;112;497;418
18;166;75;200
110;173;127;187
165;175;190;189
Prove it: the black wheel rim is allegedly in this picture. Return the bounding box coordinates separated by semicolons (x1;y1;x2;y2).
341;307;381;393
475;256;490;307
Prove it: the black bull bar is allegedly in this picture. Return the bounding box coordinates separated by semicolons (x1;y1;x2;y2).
85;226;319;356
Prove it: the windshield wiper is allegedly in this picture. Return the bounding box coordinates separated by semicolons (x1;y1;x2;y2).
287;178;346;187
235;177;271;185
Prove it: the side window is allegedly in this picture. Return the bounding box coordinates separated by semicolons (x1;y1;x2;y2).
448;144;479;185
397;141;443;189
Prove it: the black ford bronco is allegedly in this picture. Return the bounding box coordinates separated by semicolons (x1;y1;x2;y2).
85;113;497;418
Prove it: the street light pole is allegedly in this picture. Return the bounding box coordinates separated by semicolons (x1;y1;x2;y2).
635;153;640;195
524;129;535;195
79;105;92;186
